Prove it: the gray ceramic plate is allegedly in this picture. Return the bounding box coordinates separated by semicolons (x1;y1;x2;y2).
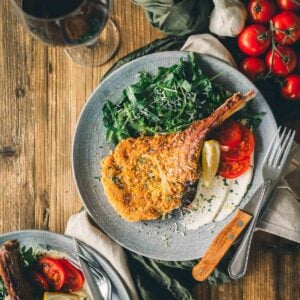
0;230;130;300
72;52;277;261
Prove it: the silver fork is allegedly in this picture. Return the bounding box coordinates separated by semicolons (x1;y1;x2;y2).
73;251;112;300
72;238;112;300
228;127;295;280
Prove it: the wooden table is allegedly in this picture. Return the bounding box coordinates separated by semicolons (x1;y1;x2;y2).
0;0;299;299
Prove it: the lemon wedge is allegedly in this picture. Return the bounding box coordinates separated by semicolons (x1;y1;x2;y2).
43;292;80;300
202;140;221;187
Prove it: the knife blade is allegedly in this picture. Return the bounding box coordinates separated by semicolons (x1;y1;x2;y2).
72;238;104;300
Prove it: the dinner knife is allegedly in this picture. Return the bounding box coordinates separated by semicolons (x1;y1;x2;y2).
192;183;274;281
72;238;104;300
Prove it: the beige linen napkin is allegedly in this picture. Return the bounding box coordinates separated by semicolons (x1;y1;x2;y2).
181;34;300;243
65;212;139;300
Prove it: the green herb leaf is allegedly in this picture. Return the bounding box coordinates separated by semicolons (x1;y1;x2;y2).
20;246;38;268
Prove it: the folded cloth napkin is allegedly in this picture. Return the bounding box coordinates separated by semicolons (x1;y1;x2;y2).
132;0;213;36
65;212;139;300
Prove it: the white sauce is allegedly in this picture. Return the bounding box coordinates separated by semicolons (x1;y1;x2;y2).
181;155;254;230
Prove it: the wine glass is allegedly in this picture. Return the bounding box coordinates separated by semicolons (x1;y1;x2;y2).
10;0;120;67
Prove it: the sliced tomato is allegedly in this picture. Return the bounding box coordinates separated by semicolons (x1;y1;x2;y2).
215;119;243;149
59;259;85;292
38;257;66;291
223;126;255;161
30;270;49;291
218;157;250;179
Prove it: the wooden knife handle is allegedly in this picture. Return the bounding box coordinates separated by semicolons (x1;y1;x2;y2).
192;209;252;281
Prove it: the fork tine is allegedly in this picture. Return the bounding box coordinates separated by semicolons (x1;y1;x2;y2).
270;127;286;166
267;126;282;165
278;130;295;169
272;128;291;167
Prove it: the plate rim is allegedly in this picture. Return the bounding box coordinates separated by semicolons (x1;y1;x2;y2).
71;51;277;260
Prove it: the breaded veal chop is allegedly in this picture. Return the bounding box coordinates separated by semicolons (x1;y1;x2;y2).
101;91;255;222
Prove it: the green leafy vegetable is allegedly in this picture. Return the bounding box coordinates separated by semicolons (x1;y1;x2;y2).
20;246;39;268
102;52;263;145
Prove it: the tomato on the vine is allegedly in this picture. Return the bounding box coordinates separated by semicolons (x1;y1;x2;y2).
276;0;300;12
265;46;297;76
248;0;277;24
273;11;300;45
238;24;271;56
281;74;300;100
239;57;267;81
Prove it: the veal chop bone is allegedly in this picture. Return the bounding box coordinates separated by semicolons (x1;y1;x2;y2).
101;91;255;222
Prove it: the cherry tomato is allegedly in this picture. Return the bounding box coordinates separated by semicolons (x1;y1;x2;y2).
281;74;300;100
215;119;243;149
30;270;49;291
38;257;66;291
239;57;267;81
59;259;85;292
248;0;277;24
265;46;297;76
273;11;300;45
277;0;300;12
223;126;255;161
218;157;251;179
238;25;271;56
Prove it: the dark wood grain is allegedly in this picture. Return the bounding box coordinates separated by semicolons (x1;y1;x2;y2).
0;0;299;299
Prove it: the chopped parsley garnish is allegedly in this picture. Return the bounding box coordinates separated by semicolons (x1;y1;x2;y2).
223;178;229;186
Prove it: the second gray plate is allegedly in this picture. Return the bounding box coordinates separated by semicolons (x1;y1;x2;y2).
0;230;130;299
72;52;277;261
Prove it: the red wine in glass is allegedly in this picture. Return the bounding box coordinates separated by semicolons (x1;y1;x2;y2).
10;0;119;66
21;0;109;47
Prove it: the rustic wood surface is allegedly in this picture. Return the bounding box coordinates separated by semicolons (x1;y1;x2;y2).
0;0;299;299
